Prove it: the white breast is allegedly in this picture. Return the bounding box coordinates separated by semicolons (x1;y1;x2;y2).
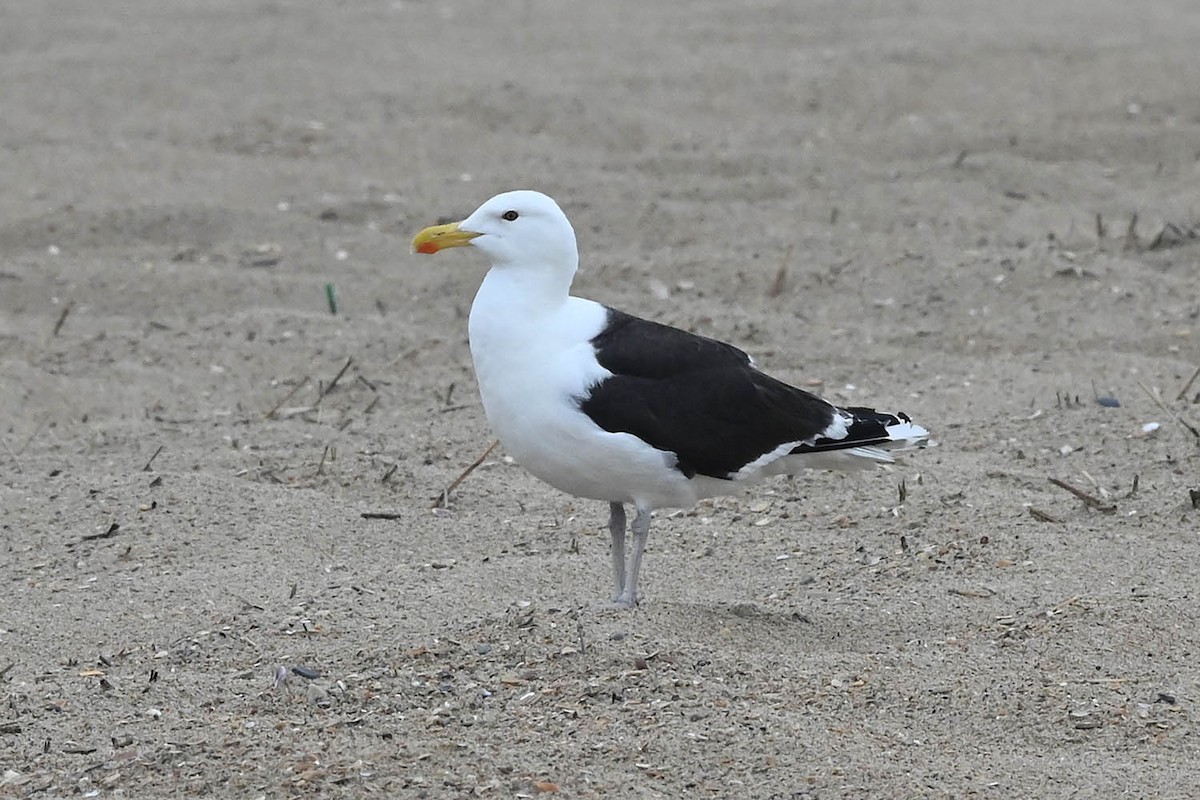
467;274;705;509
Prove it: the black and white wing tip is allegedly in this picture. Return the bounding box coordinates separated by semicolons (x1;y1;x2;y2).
799;406;929;467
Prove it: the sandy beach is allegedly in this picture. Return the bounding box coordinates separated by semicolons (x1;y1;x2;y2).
3;1;1200;796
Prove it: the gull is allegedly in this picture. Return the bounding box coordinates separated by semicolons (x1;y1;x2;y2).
413;191;927;607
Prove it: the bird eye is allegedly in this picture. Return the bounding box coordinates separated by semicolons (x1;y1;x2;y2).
501;210;519;221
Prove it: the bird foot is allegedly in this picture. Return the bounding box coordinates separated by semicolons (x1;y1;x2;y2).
610;591;639;610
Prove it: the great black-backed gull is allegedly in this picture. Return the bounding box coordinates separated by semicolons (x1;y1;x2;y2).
412;191;927;607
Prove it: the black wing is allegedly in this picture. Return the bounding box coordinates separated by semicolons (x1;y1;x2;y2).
586;308;752;376
579;310;840;479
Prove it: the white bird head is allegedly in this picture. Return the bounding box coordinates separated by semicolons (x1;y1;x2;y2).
413;190;579;276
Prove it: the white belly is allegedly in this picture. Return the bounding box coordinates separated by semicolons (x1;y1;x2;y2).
468;288;717;510
493;395;701;508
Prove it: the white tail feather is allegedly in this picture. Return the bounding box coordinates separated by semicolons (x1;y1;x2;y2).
883;421;929;448
762;419;928;475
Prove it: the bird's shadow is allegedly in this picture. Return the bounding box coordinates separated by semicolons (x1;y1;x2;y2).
577;598;822;651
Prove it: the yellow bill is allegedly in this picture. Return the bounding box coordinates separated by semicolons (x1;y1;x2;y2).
412;221;480;254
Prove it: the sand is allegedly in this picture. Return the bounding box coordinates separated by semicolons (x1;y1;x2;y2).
3;0;1200;796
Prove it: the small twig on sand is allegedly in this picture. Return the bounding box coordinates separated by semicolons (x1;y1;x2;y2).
1042;594;1082;618
439;382;472;413
315;445;332;476
431;439;500;509
1138;380;1200;439
80;522;121;542
361;511;403;520
949;586;996;598
142;444;164;472
1080;470;1109;499
1176;365;1200;402
1048;477;1117;513
265;376;311;419
1028;507;1062;524
315;357;354;406
767;245;793;298
1126;474;1140;498
51;301;74;337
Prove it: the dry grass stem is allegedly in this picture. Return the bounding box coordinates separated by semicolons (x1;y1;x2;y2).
315;357;355;406
1048;477;1117;513
1028;507;1063;524
265;376;311;419
1138;380;1200;439
432;439;501;509
1176;365;1200;402
767;244;793;298
51;301;74;337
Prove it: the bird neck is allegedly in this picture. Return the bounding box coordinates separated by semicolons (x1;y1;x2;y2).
473;261;575;318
